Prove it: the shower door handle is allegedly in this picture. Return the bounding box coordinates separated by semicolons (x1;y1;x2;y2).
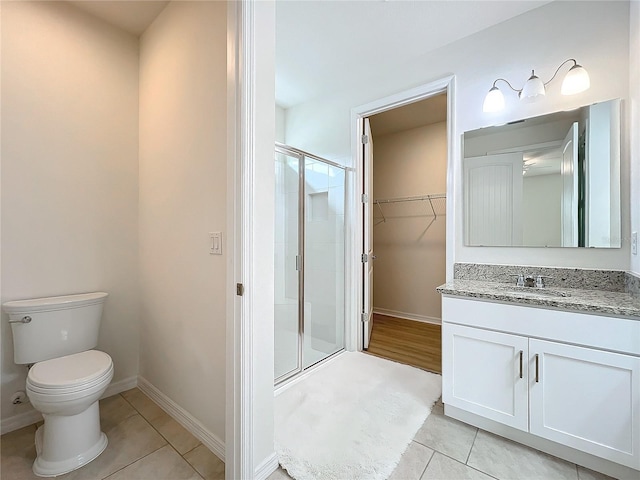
295;255;301;271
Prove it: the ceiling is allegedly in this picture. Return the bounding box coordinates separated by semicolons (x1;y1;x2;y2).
369;93;447;137
66;1;550;109
68;1;169;36
276;0;551;108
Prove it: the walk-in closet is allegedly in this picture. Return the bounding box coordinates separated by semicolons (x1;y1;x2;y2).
365;93;448;373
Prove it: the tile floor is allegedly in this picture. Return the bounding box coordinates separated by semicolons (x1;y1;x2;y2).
0;388;224;480
2;390;617;480
267;398;616;480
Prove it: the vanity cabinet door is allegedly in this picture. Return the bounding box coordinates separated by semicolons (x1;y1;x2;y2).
529;339;640;469
443;323;529;431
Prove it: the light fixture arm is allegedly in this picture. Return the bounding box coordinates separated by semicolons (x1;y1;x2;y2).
491;77;523;95
541;58;579;86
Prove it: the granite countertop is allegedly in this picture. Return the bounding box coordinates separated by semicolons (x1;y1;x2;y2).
437;279;640;319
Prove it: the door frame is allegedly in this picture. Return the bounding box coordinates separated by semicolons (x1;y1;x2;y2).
226;1;279;479
348;76;457;352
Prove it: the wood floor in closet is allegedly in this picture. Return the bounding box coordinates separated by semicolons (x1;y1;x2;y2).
366;314;442;374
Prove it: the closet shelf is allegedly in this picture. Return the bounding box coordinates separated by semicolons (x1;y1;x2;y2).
373;193;446;223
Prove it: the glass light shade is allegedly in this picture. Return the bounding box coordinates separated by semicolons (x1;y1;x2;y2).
561;64;590;95
520;71;545;99
483;86;505;112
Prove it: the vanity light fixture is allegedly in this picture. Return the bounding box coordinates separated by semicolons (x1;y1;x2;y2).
483;59;590;113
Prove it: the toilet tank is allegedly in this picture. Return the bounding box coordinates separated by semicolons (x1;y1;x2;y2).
3;292;108;365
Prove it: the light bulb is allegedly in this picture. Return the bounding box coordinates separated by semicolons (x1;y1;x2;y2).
561;64;590;95
483;86;505;113
520;70;545;100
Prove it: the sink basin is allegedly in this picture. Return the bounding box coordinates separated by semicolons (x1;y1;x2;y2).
497;285;571;298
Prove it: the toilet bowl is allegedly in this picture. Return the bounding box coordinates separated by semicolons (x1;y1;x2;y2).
26;350;114;477
3;292;112;477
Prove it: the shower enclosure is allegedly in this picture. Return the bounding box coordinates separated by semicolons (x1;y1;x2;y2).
274;143;346;384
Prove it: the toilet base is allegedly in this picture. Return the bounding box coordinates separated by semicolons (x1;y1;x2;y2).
32;401;108;477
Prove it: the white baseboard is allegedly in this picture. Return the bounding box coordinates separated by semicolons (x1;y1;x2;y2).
0;375;138;435
373;308;442;325
0;408;42;435
102;375;138;399
137;376;225;462
254;452;279;480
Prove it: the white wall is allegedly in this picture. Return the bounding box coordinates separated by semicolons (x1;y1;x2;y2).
276;105;286;143
372;123;447;321
138;1;227;442
1;2;140;423
630;0;640;275
285;1;631;272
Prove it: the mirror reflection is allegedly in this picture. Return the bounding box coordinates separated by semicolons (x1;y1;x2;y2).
463;98;621;248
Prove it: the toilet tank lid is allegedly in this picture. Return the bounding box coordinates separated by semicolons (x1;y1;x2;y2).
3;292;108;314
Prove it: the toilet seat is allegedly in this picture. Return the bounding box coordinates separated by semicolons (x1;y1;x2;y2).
27;350;113;395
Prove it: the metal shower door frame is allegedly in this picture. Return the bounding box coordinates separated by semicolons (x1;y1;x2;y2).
274;143;347;386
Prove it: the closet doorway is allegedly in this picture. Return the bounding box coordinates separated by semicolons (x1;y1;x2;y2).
361;93;448;374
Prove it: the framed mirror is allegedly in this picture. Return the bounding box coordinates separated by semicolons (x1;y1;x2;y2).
463;98;621;248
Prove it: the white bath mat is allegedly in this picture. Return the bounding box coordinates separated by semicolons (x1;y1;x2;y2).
274;351;442;480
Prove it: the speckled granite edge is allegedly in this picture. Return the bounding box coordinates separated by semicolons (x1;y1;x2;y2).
454;263;627;292
626;272;640;297
437;279;640;319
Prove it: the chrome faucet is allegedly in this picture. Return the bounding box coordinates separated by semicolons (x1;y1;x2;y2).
535;275;552;288
512;274;552;288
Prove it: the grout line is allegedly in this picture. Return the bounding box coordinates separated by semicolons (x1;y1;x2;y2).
428;451;469;465
467;463;501;480
412;438;431;450
575;463;580;480
113;393;138;423
119;391;139;411
427;451;501;480
121;389;205;478
100;444;166;480
418;446;436;479
465;428;479;464
182;443;201;456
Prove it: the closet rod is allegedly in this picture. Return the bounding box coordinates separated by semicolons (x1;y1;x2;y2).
374;193;446;204
374;193;446;223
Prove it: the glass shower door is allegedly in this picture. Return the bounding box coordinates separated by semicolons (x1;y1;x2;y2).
303;158;345;368
274;150;302;382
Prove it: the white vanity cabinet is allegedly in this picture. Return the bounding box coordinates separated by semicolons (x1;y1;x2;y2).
442;296;640;472
529;338;639;467
443;323;529;431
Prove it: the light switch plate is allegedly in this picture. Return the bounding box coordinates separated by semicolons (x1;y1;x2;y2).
632;231;638;255
209;232;222;255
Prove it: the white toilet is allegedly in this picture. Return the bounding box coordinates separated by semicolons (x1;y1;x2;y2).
3;292;113;477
